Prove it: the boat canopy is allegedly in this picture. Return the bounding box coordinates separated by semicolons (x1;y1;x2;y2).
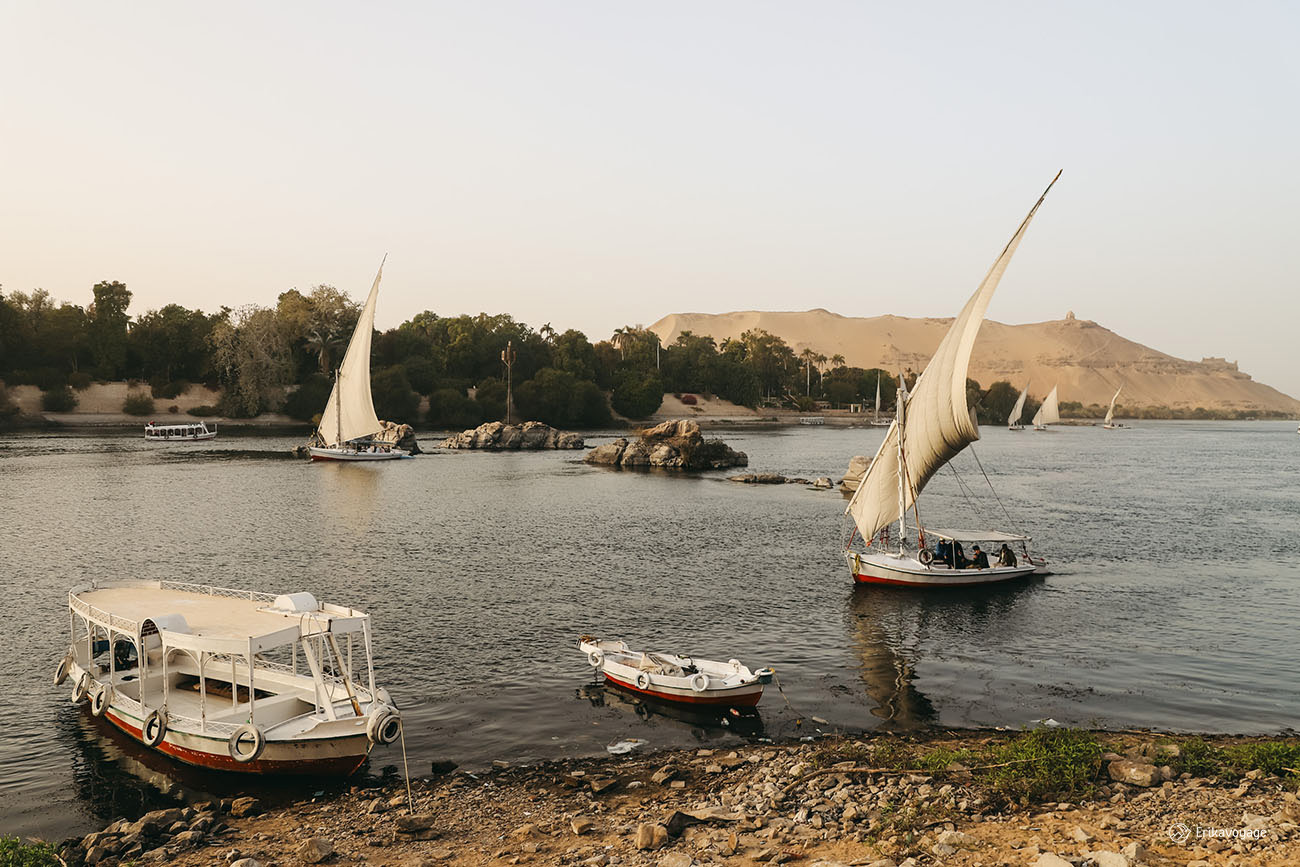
925;528;1030;543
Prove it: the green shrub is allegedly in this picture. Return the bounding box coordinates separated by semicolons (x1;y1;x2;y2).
150;378;188;399
68;371;93;390
982;728;1104;807
188;404;219;417
611;371;664;419
372;366;419;423
122;392;155;416
0;835;61;866
41;385;77;412
427;387;481;430
474;379;506;422
283;375;332;421
167;405;179;414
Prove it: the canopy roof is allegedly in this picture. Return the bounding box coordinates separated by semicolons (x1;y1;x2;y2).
926;528;1030;543
69;580;367;655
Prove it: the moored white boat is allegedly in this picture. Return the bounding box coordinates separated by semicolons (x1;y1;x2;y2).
56;580;401;775
307;259;411;462
578;636;773;707
145;421;217;441
843;174;1059;588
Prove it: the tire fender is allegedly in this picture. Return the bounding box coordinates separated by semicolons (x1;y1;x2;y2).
689;673;710;692
143;708;168;747
367;705;402;746
918;549;934;566
587;649;604;668
71;672;91;704
91;683;113;717
635;671;652;691
54;653;73;686
228;724;265;763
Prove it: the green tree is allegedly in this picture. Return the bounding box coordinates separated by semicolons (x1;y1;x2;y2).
371;365;419;423
88;280;131;377
209;305;292;417
427;387;481;429
611;370;664;419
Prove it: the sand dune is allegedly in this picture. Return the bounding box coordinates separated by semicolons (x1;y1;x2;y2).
649;309;1300;414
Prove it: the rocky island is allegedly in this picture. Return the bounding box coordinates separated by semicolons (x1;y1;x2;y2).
440;421;584;450
585;420;748;470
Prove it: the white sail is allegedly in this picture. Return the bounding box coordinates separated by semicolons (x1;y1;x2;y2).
1008;383;1029;427
874;376;881;420
1104;385;1122;425
1032;385;1060;427
317;262;385;447
847;173;1060;545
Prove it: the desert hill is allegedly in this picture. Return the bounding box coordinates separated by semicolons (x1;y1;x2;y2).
648;309;1300;414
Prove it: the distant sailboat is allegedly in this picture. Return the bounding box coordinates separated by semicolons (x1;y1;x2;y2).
843;174;1059;587
307;260;411;462
1008;383;1029;431
1032;385;1060;431
869;374;891;427
1102;385;1123;429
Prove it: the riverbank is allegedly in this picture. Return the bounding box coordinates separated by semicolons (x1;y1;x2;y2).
36;729;1300;866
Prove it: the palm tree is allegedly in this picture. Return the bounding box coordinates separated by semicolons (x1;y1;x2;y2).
831;353;845;369
799;348;816;395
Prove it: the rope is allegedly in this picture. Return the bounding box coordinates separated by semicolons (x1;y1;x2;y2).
968;445;1020;532
398;718;414;813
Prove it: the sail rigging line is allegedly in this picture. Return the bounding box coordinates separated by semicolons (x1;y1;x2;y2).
967;445;1022;534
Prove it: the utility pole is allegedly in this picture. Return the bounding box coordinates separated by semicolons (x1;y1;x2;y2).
501;340;516;425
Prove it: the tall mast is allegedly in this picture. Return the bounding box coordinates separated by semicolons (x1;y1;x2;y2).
895;382;907;553
335;368;342;447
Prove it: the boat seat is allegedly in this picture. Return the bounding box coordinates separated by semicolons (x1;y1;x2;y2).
208;692;313;726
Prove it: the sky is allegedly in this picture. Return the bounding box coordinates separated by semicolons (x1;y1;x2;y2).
3;2;1297;395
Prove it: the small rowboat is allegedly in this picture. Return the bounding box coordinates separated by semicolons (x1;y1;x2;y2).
578;636;773;707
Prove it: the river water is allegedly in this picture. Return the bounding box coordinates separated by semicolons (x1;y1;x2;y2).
2;421;1298;838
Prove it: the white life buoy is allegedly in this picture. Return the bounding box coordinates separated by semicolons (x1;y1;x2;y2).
143;708;168;747
91;683;113;717
367;705;402;745
690;673;710;692
72;672;91;703
635;672;652;691
54;653;72;686
587;649;604;668
228;724;265;763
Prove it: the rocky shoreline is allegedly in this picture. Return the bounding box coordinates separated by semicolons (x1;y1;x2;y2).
440;422;585;450
585;420;747;471
39;730;1300;867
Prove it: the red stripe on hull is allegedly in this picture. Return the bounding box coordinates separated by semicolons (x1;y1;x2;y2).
852;569;1032;587
603;674;762;707
103;710;368;776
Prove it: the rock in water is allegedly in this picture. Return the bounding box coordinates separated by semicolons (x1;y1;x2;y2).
439;421;584;450
840;455;871;492
584;418;746;471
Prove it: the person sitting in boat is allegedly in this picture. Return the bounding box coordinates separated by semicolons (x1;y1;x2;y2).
934;539;952;566
968;545;990;569
997;543;1018;567
953;542;969;569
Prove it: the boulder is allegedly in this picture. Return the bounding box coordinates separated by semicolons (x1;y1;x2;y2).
634;823;669;850
1107;759;1161;787
295;836;333;864
376;420;421;455
648;444;681;467
840;455;871;492
812;476;833;488
571;816;596;835
440;421;584;450
729;473;786;484
620;439;652;466
229;797;261;818
586;439;628;465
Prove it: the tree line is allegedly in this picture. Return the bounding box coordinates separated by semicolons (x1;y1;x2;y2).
1;281;1280;428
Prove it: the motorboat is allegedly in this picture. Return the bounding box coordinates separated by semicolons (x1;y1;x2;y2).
144;421;217;441
57;579;401;774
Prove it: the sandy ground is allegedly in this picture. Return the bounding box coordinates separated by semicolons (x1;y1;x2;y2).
648;310;1300;414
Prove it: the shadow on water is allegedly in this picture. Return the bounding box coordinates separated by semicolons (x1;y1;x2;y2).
846;580;1043;729
158;449;300;462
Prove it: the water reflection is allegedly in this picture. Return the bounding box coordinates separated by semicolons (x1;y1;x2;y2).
575;682;767;740
312;461;382;534
847;581;1042;727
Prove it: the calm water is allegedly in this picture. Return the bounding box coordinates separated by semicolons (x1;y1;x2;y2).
2;421;1298;838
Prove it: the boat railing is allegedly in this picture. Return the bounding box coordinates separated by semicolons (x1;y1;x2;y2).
167;712;240;737
69;592;139;634
158;580;279;604
113;692;144;718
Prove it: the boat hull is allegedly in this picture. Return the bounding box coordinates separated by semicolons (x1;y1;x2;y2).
98;702;370;776
847;551;1039;588
308;447;409;461
602;671;764;707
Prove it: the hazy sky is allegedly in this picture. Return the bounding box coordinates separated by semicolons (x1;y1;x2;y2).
3;2;1297;395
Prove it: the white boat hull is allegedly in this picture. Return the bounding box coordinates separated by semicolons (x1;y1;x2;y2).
308;446;409;461
846;550;1041;587
579;639;769;707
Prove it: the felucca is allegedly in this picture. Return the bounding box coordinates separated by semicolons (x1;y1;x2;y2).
1032;385;1060;431
308;260;410;461
843;175;1058;587
1102;385;1123;429
1007;383;1029;431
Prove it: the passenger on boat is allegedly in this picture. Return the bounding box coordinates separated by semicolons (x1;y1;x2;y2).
953;542;969;569
935;539;952;566
998;544;1018;567
969;545;990;569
